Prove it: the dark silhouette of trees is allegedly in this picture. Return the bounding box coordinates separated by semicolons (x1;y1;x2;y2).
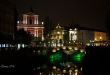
15;29;32;44
0;32;13;43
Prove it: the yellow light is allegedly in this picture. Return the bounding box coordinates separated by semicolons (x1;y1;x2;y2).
53;66;56;69
57;48;60;51
63;70;66;73
74;47;78;50
42;22;44;24
67;65;70;68
68;46;72;50
62;46;66;49
57;31;60;34
95;38;97;41
95;43;100;46
69;69;72;73
80;49;84;52
75;69;78;72
52;49;56;52
80;67;83;71
86;43;90;46
100;36;102;40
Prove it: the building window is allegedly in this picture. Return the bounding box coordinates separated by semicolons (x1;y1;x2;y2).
30;19;32;24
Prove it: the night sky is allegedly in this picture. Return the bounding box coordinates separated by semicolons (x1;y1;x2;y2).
9;0;110;31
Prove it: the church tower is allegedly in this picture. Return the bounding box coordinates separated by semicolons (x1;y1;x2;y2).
17;8;44;40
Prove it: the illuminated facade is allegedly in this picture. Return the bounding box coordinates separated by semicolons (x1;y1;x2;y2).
17;11;44;40
68;28;109;46
69;28;78;41
94;32;108;41
50;24;65;47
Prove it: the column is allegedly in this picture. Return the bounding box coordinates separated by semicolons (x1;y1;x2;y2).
34;28;37;37
36;15;39;24
34;16;37;24
37;29;38;37
42;28;44;40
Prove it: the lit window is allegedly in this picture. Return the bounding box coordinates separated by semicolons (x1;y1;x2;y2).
57;31;60;34
17;21;19;23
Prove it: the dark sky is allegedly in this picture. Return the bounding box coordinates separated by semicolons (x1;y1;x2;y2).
9;0;110;31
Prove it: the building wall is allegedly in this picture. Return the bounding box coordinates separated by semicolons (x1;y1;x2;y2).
69;28;109;45
94;32;108;41
17;12;44;40
78;30;94;43
50;24;65;47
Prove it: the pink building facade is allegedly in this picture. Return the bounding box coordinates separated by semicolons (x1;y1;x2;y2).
17;12;44;40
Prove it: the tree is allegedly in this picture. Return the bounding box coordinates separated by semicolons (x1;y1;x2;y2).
15;29;32;44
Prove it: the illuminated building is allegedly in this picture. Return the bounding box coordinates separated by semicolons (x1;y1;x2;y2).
17;9;44;40
50;24;65;47
69;28;78;41
68;26;109;46
94;32;108;41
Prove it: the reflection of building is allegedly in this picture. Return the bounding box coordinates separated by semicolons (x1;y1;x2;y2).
17;10;44;40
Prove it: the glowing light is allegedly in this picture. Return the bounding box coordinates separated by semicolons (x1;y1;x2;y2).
95;38;97;41
62;46;66;49
74;28;77;31
74;47;78;50
69;69;72;73
17;21;19;23
2;44;5;47
6;44;8;47
22;44;25;48
63;69;66;73
100;36;102;40
53;66;56;69
67;64;70;68
17;44;21;50
68;46;72;50
52;49;56;52
42;22;44;24
95;43;100;46
75;69;78;75
86;43;90;46
80;67;83;71
80;49;84;52
57;31;60;34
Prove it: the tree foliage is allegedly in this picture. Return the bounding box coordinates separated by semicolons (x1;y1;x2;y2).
0;32;13;43
15;29;32;44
